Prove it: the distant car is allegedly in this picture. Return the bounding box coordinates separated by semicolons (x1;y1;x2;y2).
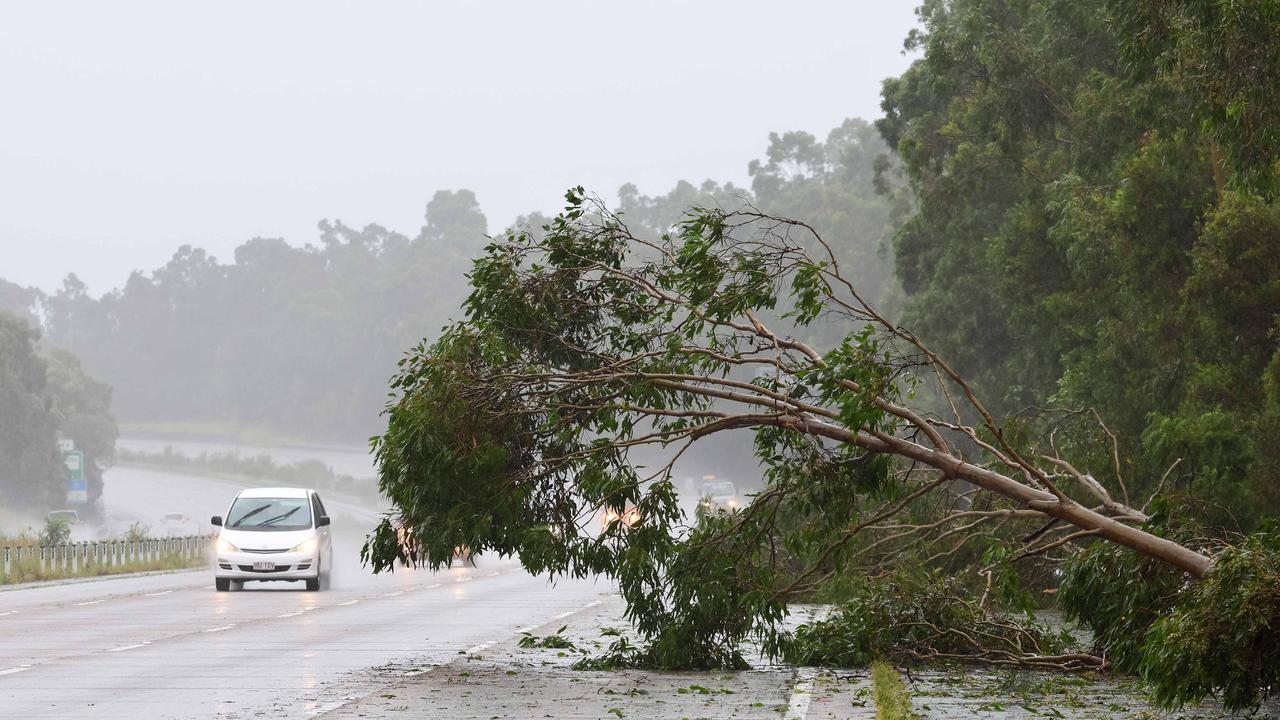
211;487;333;592
700;480;741;513
160;512;196;537
47;509;81;524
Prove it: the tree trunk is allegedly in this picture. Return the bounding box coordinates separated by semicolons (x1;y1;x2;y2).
801;419;1216;577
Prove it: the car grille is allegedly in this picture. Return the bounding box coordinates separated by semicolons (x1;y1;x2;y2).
241;548;290;554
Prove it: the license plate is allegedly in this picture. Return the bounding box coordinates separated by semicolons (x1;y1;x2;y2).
252;561;276;571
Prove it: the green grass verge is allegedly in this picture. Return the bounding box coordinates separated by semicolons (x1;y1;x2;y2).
871;660;919;720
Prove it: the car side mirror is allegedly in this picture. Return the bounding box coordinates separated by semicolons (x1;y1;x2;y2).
317;515;331;527
210;515;222;526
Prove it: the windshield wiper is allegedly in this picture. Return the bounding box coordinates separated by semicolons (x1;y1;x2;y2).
258;507;301;527
230;504;272;527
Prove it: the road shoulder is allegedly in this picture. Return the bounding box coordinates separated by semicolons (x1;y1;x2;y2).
320;594;819;719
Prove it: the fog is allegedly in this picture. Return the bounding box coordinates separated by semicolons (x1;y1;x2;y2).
0;1;918;516
0;1;917;294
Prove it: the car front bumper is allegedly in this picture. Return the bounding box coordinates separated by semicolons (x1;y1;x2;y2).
215;551;318;580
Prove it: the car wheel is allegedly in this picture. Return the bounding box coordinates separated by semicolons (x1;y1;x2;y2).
305;576;320;591
230;580;244;591
215;578;230;592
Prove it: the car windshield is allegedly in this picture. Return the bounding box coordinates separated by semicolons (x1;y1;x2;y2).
702;481;736;498
226;497;312;531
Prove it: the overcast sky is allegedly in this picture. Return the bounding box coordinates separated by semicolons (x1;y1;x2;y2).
0;2;919;295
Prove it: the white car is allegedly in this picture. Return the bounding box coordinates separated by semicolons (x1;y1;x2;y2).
700;480;741;513
160;512;196;537
211;487;333;592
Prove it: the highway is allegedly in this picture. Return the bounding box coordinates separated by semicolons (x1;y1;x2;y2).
0;463;611;719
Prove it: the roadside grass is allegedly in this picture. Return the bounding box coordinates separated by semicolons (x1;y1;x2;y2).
870;660;919;720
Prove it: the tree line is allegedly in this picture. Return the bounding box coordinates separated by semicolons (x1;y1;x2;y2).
0;121;898;443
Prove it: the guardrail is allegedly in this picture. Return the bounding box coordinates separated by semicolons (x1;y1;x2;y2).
1;535;214;579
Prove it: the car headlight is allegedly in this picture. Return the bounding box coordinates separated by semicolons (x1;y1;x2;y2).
216;537;239;553
291;537;318;554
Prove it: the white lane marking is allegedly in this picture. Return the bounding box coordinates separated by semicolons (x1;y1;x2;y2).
305;698;354;717
74;600;101;606
0;666;31;676
203;624;235;633
383;591;404;597
145;590;172;596
550;610;575;621
106;642;150;653
466;641;495;654
425;583;442;589
338;600;359;606
515;625;538;634
0;612;13;617
485;571;500;577
278;612;303;618
786;667;818;720
585;600;601;608
783;607;831;720
454;576;471;583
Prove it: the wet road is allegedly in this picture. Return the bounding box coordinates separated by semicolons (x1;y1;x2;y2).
0;464;610;718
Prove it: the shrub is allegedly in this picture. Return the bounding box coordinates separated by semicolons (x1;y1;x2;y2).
786;570;1072;668
39;516;71;546
1139;535;1280;710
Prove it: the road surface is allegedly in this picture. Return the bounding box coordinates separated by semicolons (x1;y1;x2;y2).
0;463;611;719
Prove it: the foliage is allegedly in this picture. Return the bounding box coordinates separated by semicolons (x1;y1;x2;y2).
517;625;577;650
1139;535;1280;710
0;312;66;509
122;522;150;543
39;516;71;546
1057;527;1188;673
1108;0;1280;194
1058;526;1280;711
364;188;1201;676
45;348;118;504
787;570;1076;670
880;0;1280;532
362;191;903;669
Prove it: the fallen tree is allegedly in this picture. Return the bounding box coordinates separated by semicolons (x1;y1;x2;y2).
364;189;1273;708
